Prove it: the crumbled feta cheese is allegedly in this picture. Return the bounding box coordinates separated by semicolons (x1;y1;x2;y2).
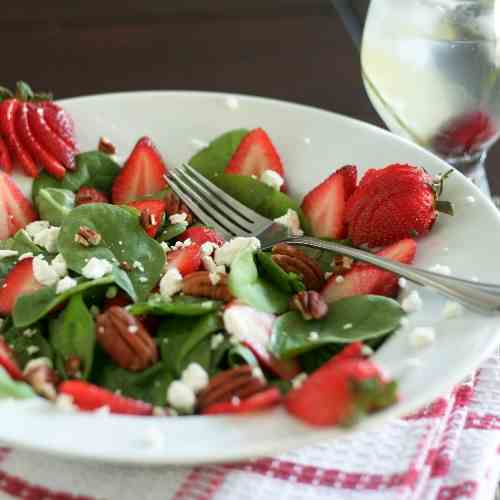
225;96;239;110
128;325;138;334
335;275;345;284
55;394;76;412
442;301;464;320
81;257;113;279
0;250;18;260
214;237;261;266
25;220;50;238
138;276;148;283
159;268;183;301
56;276;77;294
173;239;192;250
211;333;225;350
398;277;407;289
181;363;209;393
324;272;333;280
169;212;187;225
401;290;423;313
202;255;225;275
260;170;284;191
132;260;145;272
32;255;59;286
51;254;67;278
429;264;452;276
105;286;118;299
223;305;272;349
18;252;33;261
308;331;320;341
26;345;39;355
167;381;196;412
343;323;353;330
408;326;435;348
209;272;221;285
33;226;60;253
160;242;171;253
274;209;304;236
464;195;476;204
291;372;308;389
23;328;36;338
201;241;218;256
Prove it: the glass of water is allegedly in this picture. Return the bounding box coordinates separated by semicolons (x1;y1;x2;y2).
359;0;500;193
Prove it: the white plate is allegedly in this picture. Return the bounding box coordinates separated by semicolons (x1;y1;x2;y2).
3;91;500;465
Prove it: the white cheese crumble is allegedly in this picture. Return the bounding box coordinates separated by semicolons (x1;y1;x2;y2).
274;209;304;236
442;301;464;320
26;345;39;355
18;252;34;261
429;264;452;276
324;272;333;280
209;272;221;286
343;323;353;330
408;326;435;348
210;333;225;350
23;328;37;337
292;372;308;389
51;254;67;278
159;268;183;301
167;381;196;413
32;255;59;286
260;170;284;191
225;96;239;110
169;212;187;225
181;363;209;393
138;276;148;283
308;331;320;341
335;275;345;284
201;241;218;256
0;250;18;260
223;304;272;349
398;277;407;289
25;220;50;238
214;237;261;266
132;260;145;272
56;276;77;294
33;226;60;253
401;290;423;313
202;255;225;275
81;257;113;280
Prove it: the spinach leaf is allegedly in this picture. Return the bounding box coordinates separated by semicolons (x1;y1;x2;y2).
57;204;165;302
3;323;53;369
229;250;289;314
94;362;172;406
157;313;222;376
13;275;114;328
158;223;188;242
271;295;404;359
36;188;75;226
190;129;248;179
256;251;305;294
32;151;120;200
0;230;45;279
227;344;258;368
49;294;95;379
129;295;221;317
0;366;36;399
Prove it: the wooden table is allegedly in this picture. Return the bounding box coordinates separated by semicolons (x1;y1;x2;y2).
3;1;500;193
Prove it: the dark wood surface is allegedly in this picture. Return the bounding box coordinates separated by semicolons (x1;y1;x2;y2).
3;1;499;193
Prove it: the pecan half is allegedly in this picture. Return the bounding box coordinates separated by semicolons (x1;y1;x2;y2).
23;358;59;401
271;243;324;290
74;225;102;247
183;271;233;302
197;365;266;412
98;136;116;155
290;291;328;320
95;306;158;372
164;190;193;225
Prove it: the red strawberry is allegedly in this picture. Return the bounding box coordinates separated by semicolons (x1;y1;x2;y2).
178;226;225;246
128;200;166;238
433;111;496;157
0;135;13;173
111;137;168;204
166;243;202;276
225;128;285;189
223;303;301;380
0;170;38;240
16;103;66;179
301;165;357;239
346;164;452;248
59;381;153;415
0;337;23;380
335;341;365;362
28;104;76;170
0;258;43;316
75;186;109;206
202;387;281;415
321;238;416;303
39;101;78;151
286;351;397;427
0;99;39;177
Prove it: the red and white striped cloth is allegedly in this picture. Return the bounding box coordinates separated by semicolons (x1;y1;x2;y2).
1;353;500;500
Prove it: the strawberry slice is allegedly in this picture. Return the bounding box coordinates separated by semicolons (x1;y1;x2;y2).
301;165;357;239
0;135;13;173
0;170;38;240
202;387;281;415
225;128;285;188
166;243;202;276
16;103;66;179
59;380;153;415
111;137;168;204
0;258;43;316
321;238;416;303
128;200;166;238
0;337;23;380
40;101;78;151
223;302;301;380
0;99;39;177
178;226;225;246
286;347;397;427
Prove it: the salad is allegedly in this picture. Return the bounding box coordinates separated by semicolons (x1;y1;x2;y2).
0;83;453;427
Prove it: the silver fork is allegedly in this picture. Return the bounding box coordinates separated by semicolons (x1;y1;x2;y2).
167;163;500;315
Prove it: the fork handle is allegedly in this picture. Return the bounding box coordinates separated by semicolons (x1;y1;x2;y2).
286;236;500;315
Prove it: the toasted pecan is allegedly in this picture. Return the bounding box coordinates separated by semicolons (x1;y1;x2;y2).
290;290;328;320
183;271;233;302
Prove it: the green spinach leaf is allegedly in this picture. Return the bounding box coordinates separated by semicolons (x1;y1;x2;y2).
129;295;221;317
158;223;188;242
57;204;165;302
0;366;36;399
271;295;405;359
36;188;75;226
227;344;258;368
3;323;53;368
256;251;305;293
229;250;290;314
